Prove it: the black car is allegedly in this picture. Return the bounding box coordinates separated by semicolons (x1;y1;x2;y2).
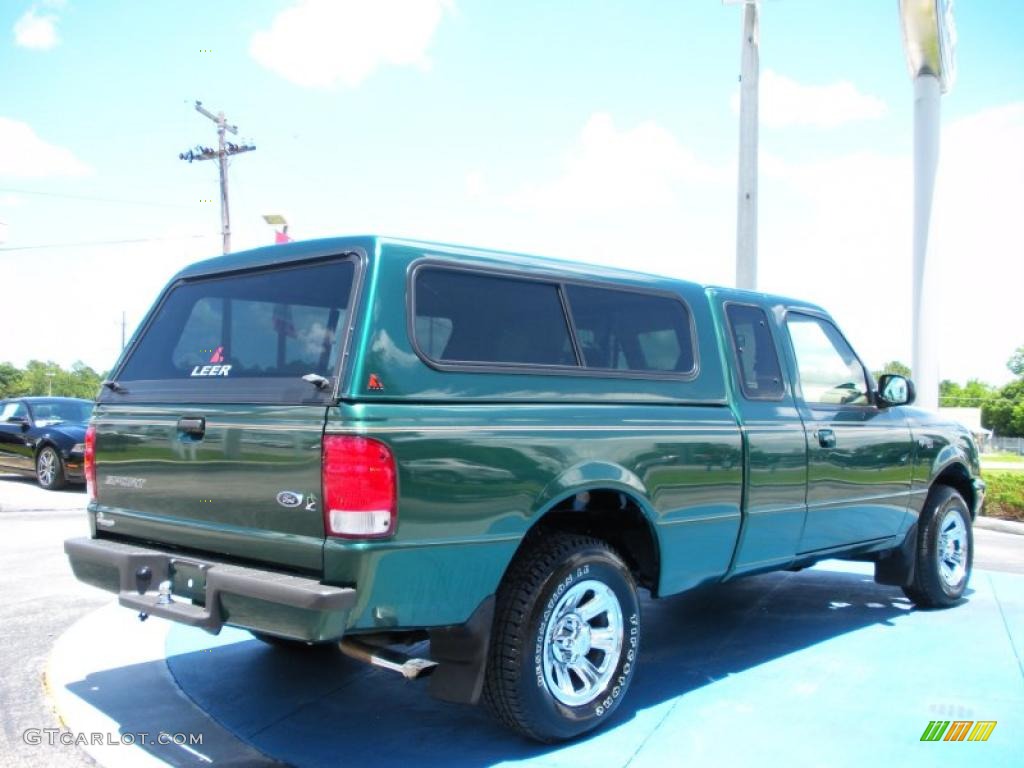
0;397;94;489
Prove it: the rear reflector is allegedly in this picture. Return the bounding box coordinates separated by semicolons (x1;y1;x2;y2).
84;424;97;502
322;435;397;539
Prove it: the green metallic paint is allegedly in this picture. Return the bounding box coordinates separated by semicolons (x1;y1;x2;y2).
768;303;917;554
71;236;985;643
346;243;728;404
322;402;742;627
708;290;810;576
90;403;327;574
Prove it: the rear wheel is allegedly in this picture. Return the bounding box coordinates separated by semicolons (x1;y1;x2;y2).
483;531;640;742
36;446;66;490
902;486;973;608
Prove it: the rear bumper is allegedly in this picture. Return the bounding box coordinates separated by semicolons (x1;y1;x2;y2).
64;537;357;641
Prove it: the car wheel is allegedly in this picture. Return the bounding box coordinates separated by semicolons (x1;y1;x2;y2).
36;446;67;490
902;486;973;608
483;531;640;742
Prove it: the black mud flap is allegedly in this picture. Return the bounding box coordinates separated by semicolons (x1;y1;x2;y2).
427;596;495;705
874;523;918;587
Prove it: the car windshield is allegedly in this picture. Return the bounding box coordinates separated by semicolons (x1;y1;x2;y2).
31;401;93;427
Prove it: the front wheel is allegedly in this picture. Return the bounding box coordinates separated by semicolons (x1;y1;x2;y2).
483;532;640;742
902;486;973;608
36;446;66;490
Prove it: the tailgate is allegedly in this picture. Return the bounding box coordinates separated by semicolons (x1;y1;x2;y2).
92;404;328;573
89;254;362;576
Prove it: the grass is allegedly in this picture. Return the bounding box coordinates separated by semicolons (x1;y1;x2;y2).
982;470;1024;522
981;451;1024;465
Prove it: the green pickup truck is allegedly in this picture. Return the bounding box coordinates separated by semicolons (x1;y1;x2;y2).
65;236;983;741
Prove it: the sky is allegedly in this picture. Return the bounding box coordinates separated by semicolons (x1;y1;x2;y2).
1;0;1022;386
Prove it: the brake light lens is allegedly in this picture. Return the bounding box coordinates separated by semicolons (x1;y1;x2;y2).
322;435;397;538
84;424;97;502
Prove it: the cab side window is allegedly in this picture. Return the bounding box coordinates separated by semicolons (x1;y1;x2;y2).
786;314;869;405
725;304;784;400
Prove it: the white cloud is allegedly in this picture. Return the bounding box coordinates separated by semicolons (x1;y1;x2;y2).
1;225;217;371
0;117;91;177
464;170;486;199
457;104;1021;386
13;8;60;50
757;102;1024;385
732;69;887;128
506;112;729;215
250;0;452;88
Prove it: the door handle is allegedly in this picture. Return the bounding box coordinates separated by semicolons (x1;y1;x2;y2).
816;428;836;449
177;417;206;438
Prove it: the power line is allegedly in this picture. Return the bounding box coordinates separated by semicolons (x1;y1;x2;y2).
0;233;214;252
0;186;196;210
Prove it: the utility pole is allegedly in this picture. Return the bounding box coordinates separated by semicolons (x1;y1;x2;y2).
121;310;126;351
179;101;255;254
729;0;760;291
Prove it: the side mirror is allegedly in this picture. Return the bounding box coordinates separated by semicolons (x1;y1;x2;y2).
6;416;30;430
877;374;915;407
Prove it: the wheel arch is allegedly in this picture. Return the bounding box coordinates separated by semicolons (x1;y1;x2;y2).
33;438;59;460
931;461;977;519
523;474;662;596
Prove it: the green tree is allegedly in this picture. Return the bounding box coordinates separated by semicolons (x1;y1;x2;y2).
982;379;1024;437
65;361;104;399
939;378;996;407
1009;345;1024;377
872;360;911;380
18;360;61;396
0;360;105;399
0;362;22;398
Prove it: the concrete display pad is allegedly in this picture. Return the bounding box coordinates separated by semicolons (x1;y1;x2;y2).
49;561;1023;767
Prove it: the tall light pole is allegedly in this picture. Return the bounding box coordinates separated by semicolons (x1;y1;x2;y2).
727;0;760;291
899;0;956;411
179;101;256;254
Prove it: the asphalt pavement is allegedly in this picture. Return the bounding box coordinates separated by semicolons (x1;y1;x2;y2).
0;476;104;768
2;474;1022;767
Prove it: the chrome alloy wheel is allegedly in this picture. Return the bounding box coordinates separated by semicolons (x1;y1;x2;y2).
937;511;968;588
541;579;623;706
37;448;57;487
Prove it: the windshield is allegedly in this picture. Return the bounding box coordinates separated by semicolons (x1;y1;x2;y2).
30;401;94;426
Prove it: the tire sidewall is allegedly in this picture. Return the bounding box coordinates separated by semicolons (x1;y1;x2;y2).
925;492;973;600
519;547;640;740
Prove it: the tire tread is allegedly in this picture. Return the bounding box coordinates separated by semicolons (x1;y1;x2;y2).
902;485;971;609
482;530;624;742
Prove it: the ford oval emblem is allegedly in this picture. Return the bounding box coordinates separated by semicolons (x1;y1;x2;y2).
276;491;304;508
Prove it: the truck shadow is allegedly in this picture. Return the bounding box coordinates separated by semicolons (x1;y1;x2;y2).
67;564;957;767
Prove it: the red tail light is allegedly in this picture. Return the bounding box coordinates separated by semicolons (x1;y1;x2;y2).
322;435;397;539
84;424;97;502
